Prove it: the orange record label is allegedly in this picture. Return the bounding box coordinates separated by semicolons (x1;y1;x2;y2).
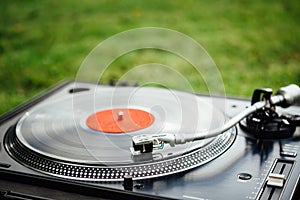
86;108;154;133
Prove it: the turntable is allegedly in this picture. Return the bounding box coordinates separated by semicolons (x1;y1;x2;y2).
0;80;300;200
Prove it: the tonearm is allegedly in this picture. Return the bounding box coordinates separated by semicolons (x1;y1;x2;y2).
131;84;300;155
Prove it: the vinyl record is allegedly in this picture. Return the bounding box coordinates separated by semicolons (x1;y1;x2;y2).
4;85;238;181
15;86;225;165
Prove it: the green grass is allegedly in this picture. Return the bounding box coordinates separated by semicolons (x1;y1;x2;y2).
1;0;300;114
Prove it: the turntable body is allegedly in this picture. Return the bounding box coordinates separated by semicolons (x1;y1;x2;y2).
1;81;300;200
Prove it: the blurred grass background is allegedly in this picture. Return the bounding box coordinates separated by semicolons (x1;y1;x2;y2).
1;0;300;114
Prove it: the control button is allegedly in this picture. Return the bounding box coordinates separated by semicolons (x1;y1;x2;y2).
280;143;298;157
0;162;11;168
280;150;297;157
238;173;252;181
267;173;285;188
